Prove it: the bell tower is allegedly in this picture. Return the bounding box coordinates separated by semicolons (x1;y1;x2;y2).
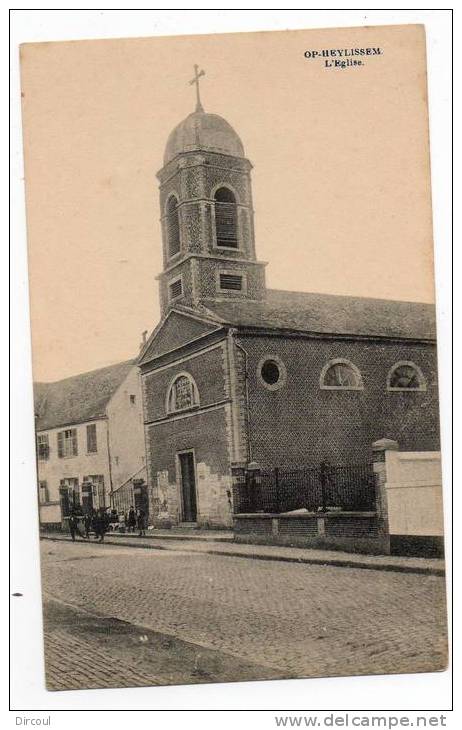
156;66;267;315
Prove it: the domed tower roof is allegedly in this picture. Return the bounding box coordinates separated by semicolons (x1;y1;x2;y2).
163;110;245;166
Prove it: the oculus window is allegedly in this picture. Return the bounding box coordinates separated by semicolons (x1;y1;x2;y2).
257;356;287;391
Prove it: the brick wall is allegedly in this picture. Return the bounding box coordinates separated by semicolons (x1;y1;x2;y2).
146;407;233;527
142;344;228;423
142;341;234;526
235;334;439;468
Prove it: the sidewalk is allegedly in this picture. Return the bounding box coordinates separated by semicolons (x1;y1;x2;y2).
40;530;445;576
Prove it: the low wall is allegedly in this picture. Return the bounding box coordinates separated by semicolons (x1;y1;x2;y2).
233;511;388;555
39;502;61;525
384;449;444;556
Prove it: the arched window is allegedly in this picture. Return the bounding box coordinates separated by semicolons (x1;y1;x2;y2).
166;195;180;257
320;359;363;390
387;362;426;391
167;373;199;413
214;187;238;248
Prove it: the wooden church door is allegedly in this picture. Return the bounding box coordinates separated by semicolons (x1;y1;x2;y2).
179;451;197;522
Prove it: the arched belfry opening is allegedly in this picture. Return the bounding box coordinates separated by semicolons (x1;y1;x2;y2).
214;187;238;248
166;195;180;258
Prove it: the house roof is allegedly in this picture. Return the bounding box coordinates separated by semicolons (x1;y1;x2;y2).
34;359;135;432
197;289;436;341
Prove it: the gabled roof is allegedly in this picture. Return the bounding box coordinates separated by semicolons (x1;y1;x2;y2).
34;359;135;432
138;308;222;366
198;289;436;341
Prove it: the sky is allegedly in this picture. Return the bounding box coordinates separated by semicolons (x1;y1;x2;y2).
20;24;435;382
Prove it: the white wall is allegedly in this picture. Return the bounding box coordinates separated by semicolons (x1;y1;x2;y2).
37;418;111;522
385;451;444;537
106;365;147;490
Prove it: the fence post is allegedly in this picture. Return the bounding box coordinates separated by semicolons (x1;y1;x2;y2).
274;467;280;513
372;438;398;555
231;462;247;514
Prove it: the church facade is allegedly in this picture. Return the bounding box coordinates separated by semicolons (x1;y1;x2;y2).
139;88;439;529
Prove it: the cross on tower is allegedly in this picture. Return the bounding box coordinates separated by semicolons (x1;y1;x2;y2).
189;65;205;112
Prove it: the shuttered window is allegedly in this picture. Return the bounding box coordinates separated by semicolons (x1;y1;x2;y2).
166;196;180;257
57;428;78;458
214;187;238;248
169;278;183;300
86;423;97;453
37;434;49;460
39;481;49;504
219;273;243;291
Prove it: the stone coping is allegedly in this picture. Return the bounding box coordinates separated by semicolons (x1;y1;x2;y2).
233;511;377;519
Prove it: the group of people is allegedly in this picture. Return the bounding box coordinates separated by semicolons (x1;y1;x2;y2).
68;507;110;542
67;504;147;542
121;506;147;536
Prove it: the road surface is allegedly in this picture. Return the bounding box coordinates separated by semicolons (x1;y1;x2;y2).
40;539;447;691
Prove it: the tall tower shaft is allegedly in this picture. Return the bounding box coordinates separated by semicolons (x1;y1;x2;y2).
156;78;267;315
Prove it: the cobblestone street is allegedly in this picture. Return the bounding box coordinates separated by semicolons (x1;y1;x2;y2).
41;539;447;691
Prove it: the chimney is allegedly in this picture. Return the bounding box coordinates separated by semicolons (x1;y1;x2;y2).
139;330;148;352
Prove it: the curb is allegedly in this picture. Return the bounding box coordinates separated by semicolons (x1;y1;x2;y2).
40;535;445;577
106;531;235;543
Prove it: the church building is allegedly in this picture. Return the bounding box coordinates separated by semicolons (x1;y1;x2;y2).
138;71;439;528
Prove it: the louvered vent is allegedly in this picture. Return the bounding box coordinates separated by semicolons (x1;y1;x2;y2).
169;278;183;299
220;273;243;291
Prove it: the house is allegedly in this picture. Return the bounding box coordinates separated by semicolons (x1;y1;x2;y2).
138;87;440;529
34;359;147;528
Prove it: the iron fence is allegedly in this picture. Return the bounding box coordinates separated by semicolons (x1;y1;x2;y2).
233;462;376;514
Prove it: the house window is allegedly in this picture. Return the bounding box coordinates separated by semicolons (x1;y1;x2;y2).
387;362;426;391
39;481;49;504
84;475;106;508
130;394;136;405
167;373;199;413
219;273;243;291
257;356;287;391
57;428;78;458
166;195;180;257
320;360;363;390
59;477;79;512
86;423;97;453
37;434;49;460
214;187;238;248
169;277;183;301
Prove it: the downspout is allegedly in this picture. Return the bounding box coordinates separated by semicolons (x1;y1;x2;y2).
233;334;253;463
105;417;114;509
226;329;237;463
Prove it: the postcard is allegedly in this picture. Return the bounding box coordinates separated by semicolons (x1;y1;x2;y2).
19;23;447;691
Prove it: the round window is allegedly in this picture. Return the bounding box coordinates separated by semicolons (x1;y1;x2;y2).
261;360;281;385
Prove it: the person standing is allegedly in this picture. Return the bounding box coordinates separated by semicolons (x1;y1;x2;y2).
128;505;136;533
84;510;93;539
137;508;146;537
68;512;85;541
93;508;106;543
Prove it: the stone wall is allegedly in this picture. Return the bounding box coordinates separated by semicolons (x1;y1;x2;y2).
233;512;387;554
373;440;444;556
